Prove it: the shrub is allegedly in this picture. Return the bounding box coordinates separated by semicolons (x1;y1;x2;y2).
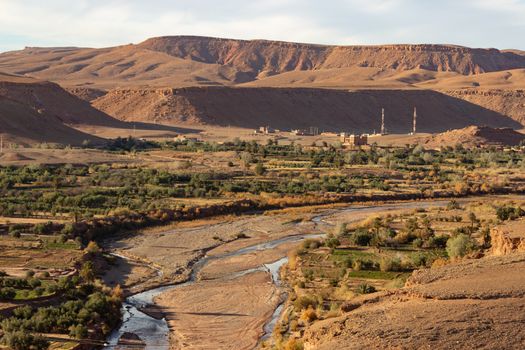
302;239;321;250
380;257;401;272
496;206;525;221
284;338;304;350
426;235;448;248
351;229;373;246
0;331;49;350
446;234;476;259
356;283;376;294
411;253;427;267
325;237;340;249
69;324;88;339
0;287;17;299
300;307;318;323
9;230;21;238
293;295;318;310
254;162;266;175
85;241;101;255
412;238;423;248
447;200;461;210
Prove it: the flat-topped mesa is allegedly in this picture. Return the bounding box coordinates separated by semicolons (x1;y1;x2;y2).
138;36;525;75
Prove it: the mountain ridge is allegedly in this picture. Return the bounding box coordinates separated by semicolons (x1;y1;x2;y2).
2;36;525;89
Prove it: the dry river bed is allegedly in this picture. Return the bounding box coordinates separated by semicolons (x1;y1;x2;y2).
103;197;500;350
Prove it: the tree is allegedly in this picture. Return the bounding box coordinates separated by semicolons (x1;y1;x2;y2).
1;331;49;350
69;324;88;339
111;284;124;301
80;262;95;282
84;241;101;255
468;212;479;230
254;162;266;176
446;234;476;259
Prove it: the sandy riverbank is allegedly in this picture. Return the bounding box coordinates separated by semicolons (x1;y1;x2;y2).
155;272;281;350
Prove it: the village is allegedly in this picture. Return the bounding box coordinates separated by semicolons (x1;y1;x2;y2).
253;107;418;147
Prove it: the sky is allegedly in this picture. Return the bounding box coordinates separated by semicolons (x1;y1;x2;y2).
1;0;525;52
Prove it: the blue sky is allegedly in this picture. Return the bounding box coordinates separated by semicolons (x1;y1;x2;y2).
1;0;524;52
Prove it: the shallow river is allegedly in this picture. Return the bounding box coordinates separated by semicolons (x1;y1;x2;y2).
106;200;448;349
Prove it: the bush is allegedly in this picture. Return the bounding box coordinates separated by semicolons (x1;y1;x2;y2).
496;206;525;221
412;238;423;248
284;338;304;350
12;305;33;319
85;241;101;255
9;230;21;238
355;283;376;294
302;239;321;250
293;295;318;310
446;234;476;259
447;200;461;210
351;229;373;246
69;324;88;339
300;307;318;323
426;235;448;248
0;287;16;299
0;331;49;350
254;162;266;175
325;237;340;249
379;257;401;272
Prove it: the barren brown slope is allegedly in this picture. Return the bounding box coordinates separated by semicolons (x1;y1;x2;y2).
0;45;243;89
442;89;525;125
303;253;525;350
417;125;525;148
0;73;123;127
0;96;104;146
417;68;525;89
2;36;525;89
92;87;522;132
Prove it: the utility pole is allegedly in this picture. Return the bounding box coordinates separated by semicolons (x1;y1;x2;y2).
381;108;385;135
412;107;417;135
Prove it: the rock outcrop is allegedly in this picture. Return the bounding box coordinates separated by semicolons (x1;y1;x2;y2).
491;219;525;256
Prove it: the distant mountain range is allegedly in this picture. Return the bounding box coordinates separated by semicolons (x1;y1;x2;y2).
0;36;524;143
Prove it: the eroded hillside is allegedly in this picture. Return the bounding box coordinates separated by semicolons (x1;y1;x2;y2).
92;87;521;132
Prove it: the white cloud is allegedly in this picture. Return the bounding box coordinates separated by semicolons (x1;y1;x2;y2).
0;0;524;51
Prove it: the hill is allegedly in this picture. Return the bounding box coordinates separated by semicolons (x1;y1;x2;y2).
1;36;525;132
303;253;525;350
0;73;123;127
0;95;104;146
2;36;525;89
92;87;521;132
419;125;525;148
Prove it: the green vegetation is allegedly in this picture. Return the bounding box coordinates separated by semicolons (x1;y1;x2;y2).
446;234;477;259
0;275;121;344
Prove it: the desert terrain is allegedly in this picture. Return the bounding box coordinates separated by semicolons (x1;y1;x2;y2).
1;34;525;350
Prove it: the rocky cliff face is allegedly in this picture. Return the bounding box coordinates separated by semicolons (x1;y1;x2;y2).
139;36;525;78
491;220;525;256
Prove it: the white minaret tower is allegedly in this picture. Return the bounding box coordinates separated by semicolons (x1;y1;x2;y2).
412;107;417;135
381;108;385;135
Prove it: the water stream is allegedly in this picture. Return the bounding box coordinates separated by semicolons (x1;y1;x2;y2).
106;200;448;349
